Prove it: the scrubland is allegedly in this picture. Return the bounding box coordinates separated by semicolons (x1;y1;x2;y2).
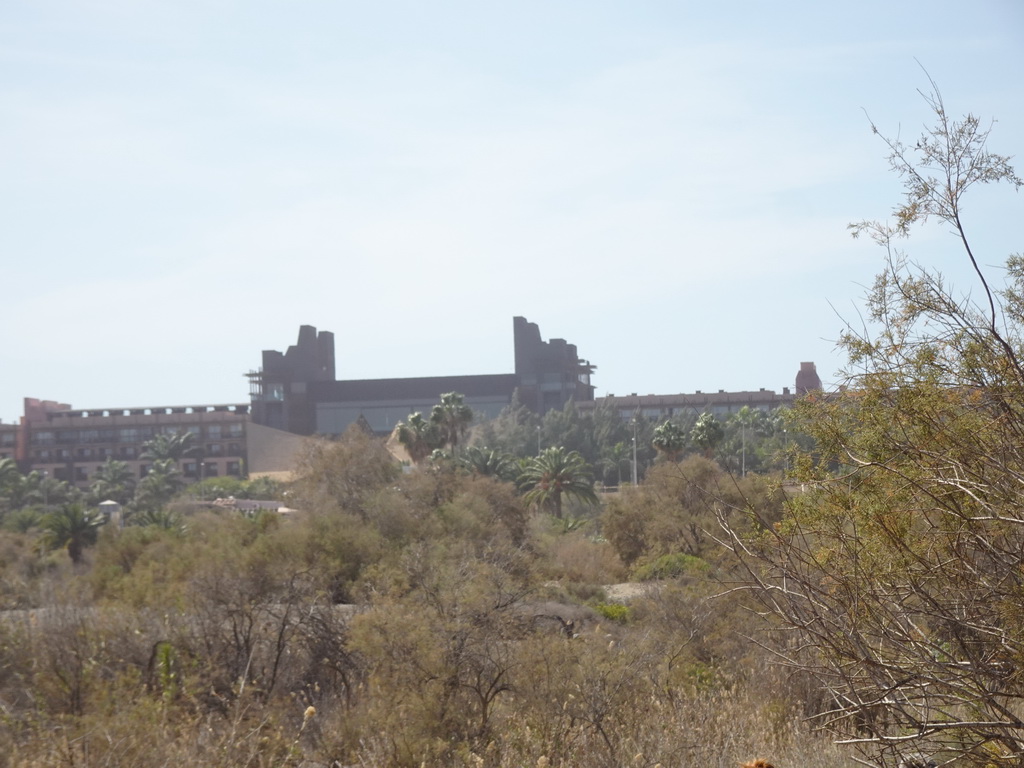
0;429;848;767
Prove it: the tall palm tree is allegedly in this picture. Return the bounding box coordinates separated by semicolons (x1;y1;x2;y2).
518;446;598;518
141;430;201;465
690;413;724;459
599;441;633;487
24;473;78;511
0;457;23;510
652;420;688;463
88;458;135;505
0;457;20;491
134;459;183;512
40;503;105;564
430;392;474;455
396;412;443;465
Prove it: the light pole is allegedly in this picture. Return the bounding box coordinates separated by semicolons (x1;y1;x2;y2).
741;422;746;478
536;425;541;455
631;419;639;486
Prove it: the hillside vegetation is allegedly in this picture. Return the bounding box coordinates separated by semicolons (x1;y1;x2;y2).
0;426;843;767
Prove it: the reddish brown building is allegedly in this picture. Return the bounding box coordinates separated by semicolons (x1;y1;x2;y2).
10;397;250;486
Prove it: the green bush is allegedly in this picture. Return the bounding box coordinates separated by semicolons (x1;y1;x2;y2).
593;602;631;623
633;552;710;581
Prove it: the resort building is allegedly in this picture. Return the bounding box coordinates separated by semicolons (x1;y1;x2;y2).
4;316;818;488
6;317;595;486
575;363;821;422
247;317;596;436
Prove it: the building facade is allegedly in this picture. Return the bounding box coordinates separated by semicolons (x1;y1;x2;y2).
6;316;596;486
4;319;819;488
9;397;251;486
249;317;596;436
575;362;821;422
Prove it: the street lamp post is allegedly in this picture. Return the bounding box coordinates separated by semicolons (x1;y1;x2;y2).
631;419;639;486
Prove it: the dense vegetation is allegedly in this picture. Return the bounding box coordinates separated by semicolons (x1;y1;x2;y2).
0;423;840;768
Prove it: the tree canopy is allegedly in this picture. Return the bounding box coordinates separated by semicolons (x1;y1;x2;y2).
518;446;598;518
430;392;474;454
725;82;1024;768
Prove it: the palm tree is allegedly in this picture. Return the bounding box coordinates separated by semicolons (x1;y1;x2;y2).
396;412;443;465
88;458;135;505
4;507;41;534
24;473;78;510
599;441;633;487
690;413;724;459
0;457;24;511
134;459;183;511
652;420;688;463
430;392;474;455
0;457;20;491
141;430;201;466
131;507;184;532
459;446;518;482
40;503;105;564
518;446;598;518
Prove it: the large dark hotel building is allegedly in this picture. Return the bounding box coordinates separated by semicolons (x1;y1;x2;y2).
0;317;598;486
0;317;818;488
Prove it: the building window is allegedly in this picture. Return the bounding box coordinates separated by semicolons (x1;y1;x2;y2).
139;464;150;478
208;443;222;456
227;461;241;476
54;467;69;481
183;461;198;478
204;462;219;477
33;431;55;445
228;442;241;456
75;467;88;482
207;425;222;440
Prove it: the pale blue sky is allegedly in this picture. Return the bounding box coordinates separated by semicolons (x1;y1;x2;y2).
2;1;1022;423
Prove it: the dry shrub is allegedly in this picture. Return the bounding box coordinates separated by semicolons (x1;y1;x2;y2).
0;530;43;609
531;521;627;587
291;426;400;519
602;456;785;571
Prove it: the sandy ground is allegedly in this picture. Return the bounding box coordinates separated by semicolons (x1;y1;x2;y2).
602;582;651;602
